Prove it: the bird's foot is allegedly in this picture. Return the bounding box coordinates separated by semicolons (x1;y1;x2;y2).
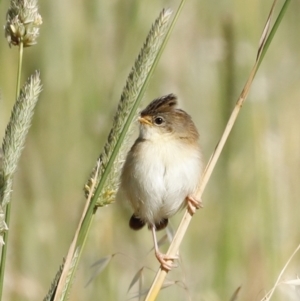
186;195;203;215
155;250;178;271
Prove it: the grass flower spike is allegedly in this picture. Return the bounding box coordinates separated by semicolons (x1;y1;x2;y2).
0;71;42;237
84;9;172;207
4;0;42;47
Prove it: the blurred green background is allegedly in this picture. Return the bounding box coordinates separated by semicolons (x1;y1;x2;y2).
1;0;300;300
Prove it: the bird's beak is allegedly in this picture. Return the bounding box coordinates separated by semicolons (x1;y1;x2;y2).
138;116;152;126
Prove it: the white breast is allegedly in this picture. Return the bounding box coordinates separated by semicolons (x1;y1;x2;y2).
121;134;203;226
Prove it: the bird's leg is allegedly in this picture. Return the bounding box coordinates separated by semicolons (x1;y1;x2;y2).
186;195;203;215
151;225;178;271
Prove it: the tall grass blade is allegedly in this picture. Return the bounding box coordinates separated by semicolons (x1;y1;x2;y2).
144;1;291;300
257;0;291;69
49;7;181;300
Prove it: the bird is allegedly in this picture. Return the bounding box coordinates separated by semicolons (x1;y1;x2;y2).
118;93;203;270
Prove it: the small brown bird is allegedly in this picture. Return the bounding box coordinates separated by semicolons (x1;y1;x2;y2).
118;94;203;270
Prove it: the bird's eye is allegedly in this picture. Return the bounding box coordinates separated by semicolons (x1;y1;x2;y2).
154;116;164;125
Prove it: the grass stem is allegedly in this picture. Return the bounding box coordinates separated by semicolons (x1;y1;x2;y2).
144;1;291;299
0;40;25;301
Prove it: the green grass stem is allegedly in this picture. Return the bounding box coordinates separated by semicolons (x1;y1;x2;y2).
257;0;291;70
51;6;187;300
0;41;24;300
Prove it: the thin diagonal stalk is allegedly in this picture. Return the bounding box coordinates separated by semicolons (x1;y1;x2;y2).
262;244;300;301
256;0;291;71
145;0;291;300
50;6;185;301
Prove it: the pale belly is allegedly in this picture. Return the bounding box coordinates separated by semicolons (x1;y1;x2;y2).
122;139;203;225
